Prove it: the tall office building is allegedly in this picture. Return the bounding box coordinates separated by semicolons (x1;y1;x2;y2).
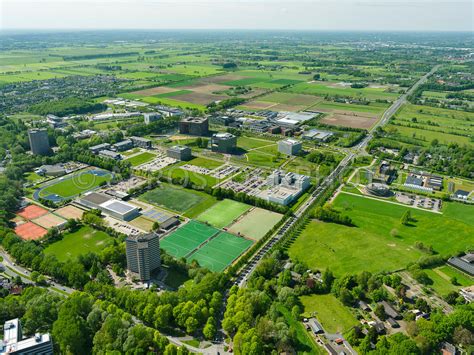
0;318;53;355
211;132;237;153
179;117;209;136
28;129;50;156
126;232;161;281
278;139;302;156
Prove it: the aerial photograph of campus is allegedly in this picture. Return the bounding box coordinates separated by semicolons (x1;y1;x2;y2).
0;0;472;354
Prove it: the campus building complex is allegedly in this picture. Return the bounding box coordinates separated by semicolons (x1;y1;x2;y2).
179;117;209;136
28;129;50;156
126;232;161;281
261;170;311;205
1;318;53;355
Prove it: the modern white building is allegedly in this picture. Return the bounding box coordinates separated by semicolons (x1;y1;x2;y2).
78;192;140;221
262;170;311;205
278;139;302;156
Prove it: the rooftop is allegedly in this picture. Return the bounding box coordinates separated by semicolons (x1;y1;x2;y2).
81;192;112;205
213;132;235;139
100;199;138;215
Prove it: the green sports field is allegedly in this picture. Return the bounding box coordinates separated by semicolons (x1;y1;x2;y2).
187;232;253;272
35;168;112;202
44;226;113;261
289;193;474;276
196;199;251;228
228;208;283;241
160;221;219;258
139;184;217;217
126;152;156;166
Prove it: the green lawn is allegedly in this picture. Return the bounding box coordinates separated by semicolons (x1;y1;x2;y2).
300;294;358;334
44;226;113;261
196;199;251;228
126;152;156;166
289;193;474;276
187;157;223;170
161;165;219;188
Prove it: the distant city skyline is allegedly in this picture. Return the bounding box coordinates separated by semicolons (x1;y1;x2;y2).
1;0;472;32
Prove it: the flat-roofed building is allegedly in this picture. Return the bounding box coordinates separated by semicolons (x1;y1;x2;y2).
89;143;111;154
302;129;334;142
167;145;192;161
1;318;53;355
179;117;209;136
263;170;311;205
99;149;122;160
211;132;237;154
28;129;50;156
130;136;152;149
78;192;140;221
126;232;160;281
113;139;133;152
278;139;302;156
100;199;140;221
144;112;162;125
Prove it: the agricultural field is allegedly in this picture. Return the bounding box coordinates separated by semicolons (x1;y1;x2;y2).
33;168;113;203
44;226;113;262
287;82;399;101
289;193;474;276
196;199;251;228
387;104;474;147
300;294;359;334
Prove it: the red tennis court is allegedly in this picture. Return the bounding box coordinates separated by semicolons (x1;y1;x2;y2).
17;205;49;220
14;222;48;240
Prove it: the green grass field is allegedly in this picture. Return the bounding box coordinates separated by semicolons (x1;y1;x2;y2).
161;221;219;258
37;169;112;200
126;152;156;166
187;157;223;170
44;226;113;261
300;294;359;334
288;82;399;101
228;208;283;241
140;184;217;217
423;266;473;297
196;199;251;228
186;232;253;272
161;165;219;188
289;193;474;276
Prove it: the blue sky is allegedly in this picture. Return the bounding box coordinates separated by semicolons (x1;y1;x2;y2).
1;0;472;31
